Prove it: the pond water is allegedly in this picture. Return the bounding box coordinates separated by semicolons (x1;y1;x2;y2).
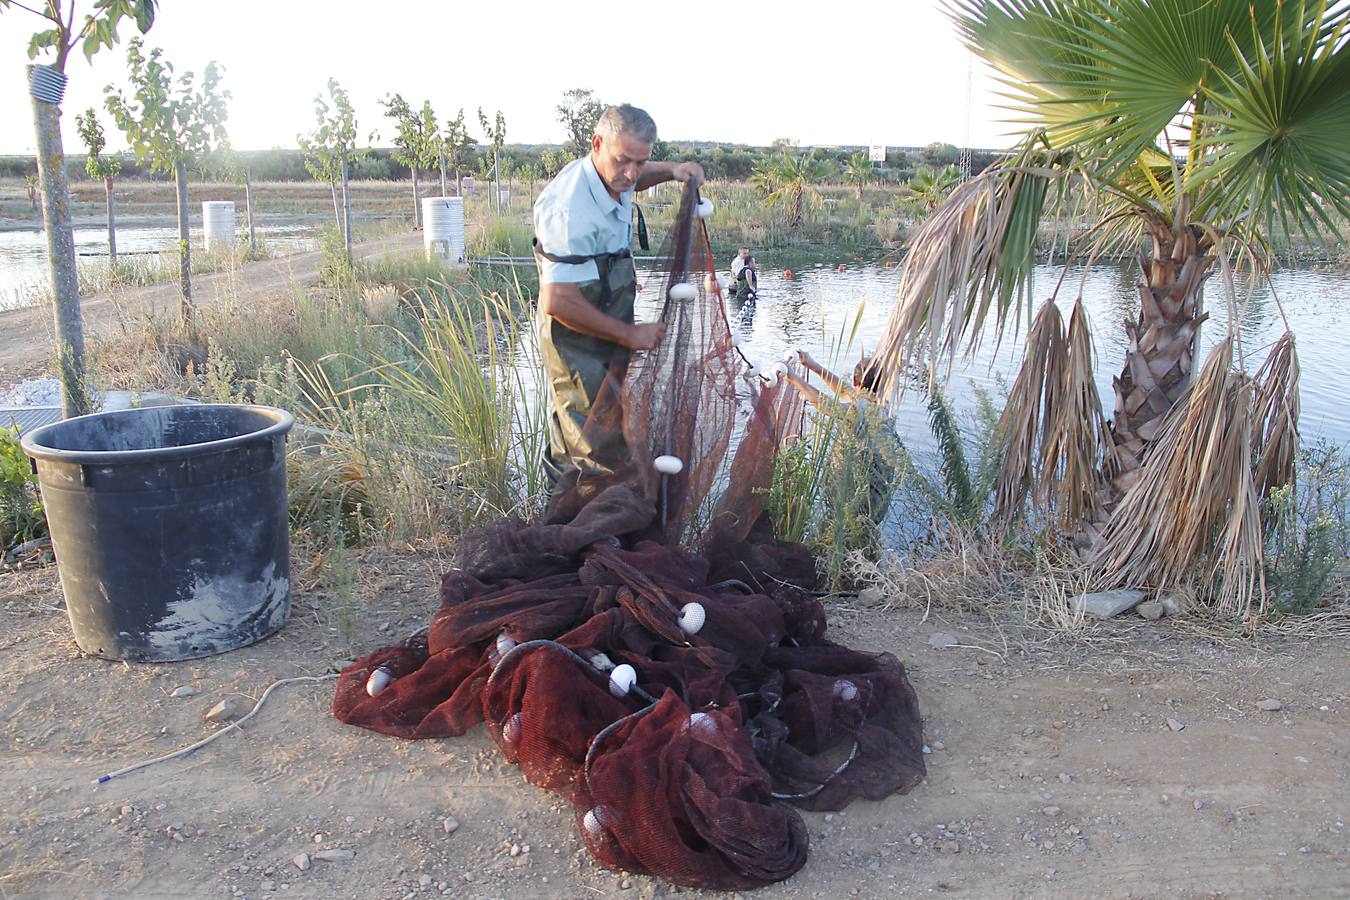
635;260;1350;477
0;224;319;310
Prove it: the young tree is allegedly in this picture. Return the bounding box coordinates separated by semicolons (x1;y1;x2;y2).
442;108;475;197
24;174;38;211
381;93;434;228
298;80;363;263
5;0;156;417
105;37;229;323
556;88;605;157
76;108;121;265
478;107;506;213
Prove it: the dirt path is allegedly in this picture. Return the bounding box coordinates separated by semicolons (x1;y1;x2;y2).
1;547;1345;899
0;233;423;384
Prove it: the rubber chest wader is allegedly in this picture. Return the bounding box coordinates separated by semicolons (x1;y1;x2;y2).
533;240;637;486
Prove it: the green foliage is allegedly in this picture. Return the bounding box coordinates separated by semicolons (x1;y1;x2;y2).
4;0;155;70
380;93;429;171
0;427;46;552
1264;441;1350;615
318;226;359;296
752;147;833;230
442;108;476;188
927;387;977;523
76;108;120;179
299;78;367;237
104;37;229;175
556;88;606;156
843;151;872;198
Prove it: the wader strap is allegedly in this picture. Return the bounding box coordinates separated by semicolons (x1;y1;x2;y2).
532;238;633;307
634;204;649;252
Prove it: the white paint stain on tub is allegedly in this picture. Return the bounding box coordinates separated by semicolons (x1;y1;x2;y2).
143;561;289;653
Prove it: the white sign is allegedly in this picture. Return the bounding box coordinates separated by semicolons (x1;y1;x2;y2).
868;144;887;163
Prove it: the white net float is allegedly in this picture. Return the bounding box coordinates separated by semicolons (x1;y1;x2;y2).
742;363;758;378
696;197;715;218
782;348;802;364
669;282;697;302
583;807;609;836
502;712;522;744
769;362;787;377
678;601;705;635
653;455;684;475
832;679;859;702
365;665;394;697
609;663;636;698
687;711;718;736
761;371;779;389
495;633;517;659
729;330;742;348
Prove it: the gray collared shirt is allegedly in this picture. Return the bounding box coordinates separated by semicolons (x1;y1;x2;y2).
533;155;633;284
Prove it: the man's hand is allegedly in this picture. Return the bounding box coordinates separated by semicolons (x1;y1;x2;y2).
623;322;667;351
669;161;705;187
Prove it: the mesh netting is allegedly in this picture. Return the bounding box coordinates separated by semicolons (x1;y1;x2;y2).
333;184;925;890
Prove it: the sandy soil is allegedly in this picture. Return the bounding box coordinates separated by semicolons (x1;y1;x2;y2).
1;543;1346;900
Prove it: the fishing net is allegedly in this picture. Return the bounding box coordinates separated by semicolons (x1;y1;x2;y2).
333;184;926;890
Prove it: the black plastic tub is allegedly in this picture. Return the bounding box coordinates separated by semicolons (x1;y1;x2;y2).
22;404;294;662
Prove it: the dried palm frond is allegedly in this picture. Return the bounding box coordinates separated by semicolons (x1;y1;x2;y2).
1250;332;1300;499
871;156;1061;395
992;299;1113;536
1040;300;1114;533
993;300;1064;519
1091;338;1271;618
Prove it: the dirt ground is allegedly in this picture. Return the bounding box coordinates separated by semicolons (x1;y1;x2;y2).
1;543;1346;900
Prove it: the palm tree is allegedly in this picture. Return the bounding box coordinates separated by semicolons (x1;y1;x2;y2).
844;151;873;200
753;148;833;230
907;164;963;212
870;0;1350;617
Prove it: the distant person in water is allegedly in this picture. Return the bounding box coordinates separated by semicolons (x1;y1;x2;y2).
734;254;759;302
730;246;750;280
781;351;901;557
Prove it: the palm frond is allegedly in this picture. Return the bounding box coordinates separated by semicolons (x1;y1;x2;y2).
993;299;1066;519
1091;337;1273;618
1189;0;1350;243
871;146;1066;394
1251;332;1301;499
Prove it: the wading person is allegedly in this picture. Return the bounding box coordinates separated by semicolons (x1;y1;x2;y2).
533;104;704;489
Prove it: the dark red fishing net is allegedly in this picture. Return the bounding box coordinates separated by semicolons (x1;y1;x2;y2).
333;185;926;890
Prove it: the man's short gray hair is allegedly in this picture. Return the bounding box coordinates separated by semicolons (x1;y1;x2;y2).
594;104;658;145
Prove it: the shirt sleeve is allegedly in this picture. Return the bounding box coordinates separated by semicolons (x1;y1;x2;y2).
534;203;600;284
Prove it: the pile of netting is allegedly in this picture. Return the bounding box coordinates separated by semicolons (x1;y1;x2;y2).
333;184;926;890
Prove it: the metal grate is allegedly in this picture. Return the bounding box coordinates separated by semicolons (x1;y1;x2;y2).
0;407;63;437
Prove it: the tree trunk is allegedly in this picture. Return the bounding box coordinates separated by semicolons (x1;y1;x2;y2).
856;181;863;201
329;179;341;234
1108;219;1212;497
340;149;353;266
29;68;88;418
439;153;448;197
453;166;461;197
245;166;257;256
412;167;421;229
104;175;117;268
174;161;193;322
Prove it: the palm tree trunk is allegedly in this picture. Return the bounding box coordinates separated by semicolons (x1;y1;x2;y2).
439;154;448;197
1108;219;1212;496
244;166;257;257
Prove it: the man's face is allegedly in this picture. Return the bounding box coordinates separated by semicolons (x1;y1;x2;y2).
591;131;652;196
738;248;749;259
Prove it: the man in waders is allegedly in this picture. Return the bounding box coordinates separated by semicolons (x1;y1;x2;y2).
533;104;704;489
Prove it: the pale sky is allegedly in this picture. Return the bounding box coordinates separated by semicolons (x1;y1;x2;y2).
2;0;1011;157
